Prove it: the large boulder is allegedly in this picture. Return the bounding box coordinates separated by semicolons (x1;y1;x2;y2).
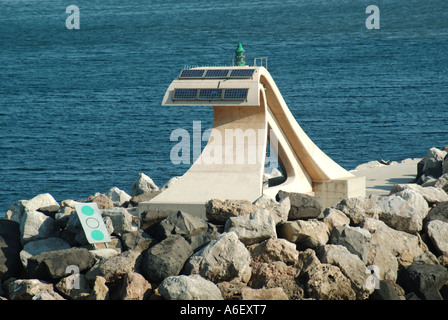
119;271;152;300
360;218;427;266
335;195;381;225
19;209;60;245
317;244;373;300
276;190;322;220
183;232;251;283
6;193;59;223
389;184;448;205
100;207;137;236
143;235;193;283
205;199;256;225
375;189;429;233
422;147;446;179
277;219;329;250
248;261;304;300
425;201;448;223
105;187;131;206
398;263;448;299
151;211;208;241
130;173;159;196
306;263;356;300
253;194;290;224
329;225;371;264
224;209;277;246
86;250;141;283
20;237;71;267
27;247;95;280
0;219;24;280
248;238;299;266
425;220;448;256
158;275;223;300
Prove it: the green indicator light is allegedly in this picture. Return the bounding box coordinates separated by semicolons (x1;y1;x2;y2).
91;230;104;241
81;205;94;216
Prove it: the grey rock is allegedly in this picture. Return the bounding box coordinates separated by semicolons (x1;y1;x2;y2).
130;173;159;196
158;274;223;300
143;235;193;283
183;232;251;283
317;244;373;300
276;190;322;220
224;209;277;246
335;195;381;225
435;173;448;192
152;211;208;241
20;209;60;245
101;207;137;236
322;207;350;232
330;225;371;264
120;230;154;252
422;147;446;179
375;189;428;233
105;187;131;206
86;249;141;283
277;219;329;250
425;219;448;255
20;237;71;267
0;220;24;280
370;281;404;300
27;247;95;280
389;183;448;205
425;201;448;223
253;194;290;224
361;218;427;267
398;263;448;296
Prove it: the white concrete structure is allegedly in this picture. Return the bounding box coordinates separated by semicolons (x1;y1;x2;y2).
139;65;365;218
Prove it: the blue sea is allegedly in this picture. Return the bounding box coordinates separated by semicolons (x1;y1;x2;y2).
1;0;448;216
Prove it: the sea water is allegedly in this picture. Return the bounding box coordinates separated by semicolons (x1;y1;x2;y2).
1;0;447;215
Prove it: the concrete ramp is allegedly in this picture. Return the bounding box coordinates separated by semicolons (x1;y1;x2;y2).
140;66;365;218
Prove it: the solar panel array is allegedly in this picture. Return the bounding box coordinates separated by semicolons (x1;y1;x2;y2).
173;88;249;101
179;68;255;79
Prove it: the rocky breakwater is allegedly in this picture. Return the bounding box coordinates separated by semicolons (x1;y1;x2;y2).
1;149;448;300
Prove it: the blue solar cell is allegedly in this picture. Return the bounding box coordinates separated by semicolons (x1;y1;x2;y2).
198;89;223;100
173;89;198;100
204;69;231;78
179;69;205;78
223;88;248;100
229;69;255;78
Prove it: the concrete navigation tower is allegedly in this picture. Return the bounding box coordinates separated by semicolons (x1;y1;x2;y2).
139;45;366;218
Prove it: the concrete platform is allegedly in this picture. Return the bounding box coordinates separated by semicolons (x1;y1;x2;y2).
351;159;420;196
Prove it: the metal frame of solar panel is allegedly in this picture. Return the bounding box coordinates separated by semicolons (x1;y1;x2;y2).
173;88;198;100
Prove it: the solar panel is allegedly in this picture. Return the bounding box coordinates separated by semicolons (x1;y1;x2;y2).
229;69;255;78
179;69;205;78
173;89;198;100
223;88;249;100
198;89;223;100
204;69;231;78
